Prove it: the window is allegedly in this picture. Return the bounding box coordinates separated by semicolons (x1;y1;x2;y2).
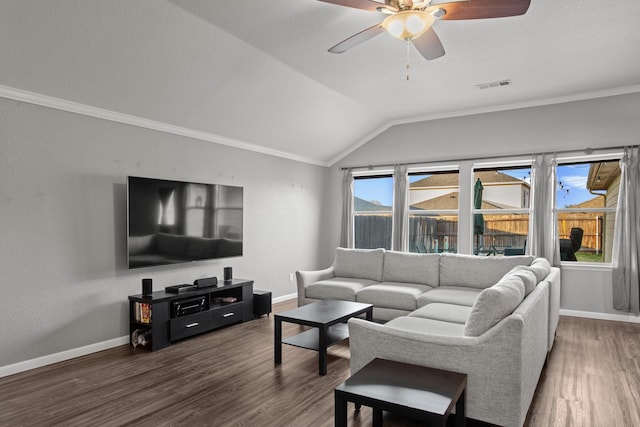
556;160;620;263
472;166;531;256
408;171;459;253
353;175;393;249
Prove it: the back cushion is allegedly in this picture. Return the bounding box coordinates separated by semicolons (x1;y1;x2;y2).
382;251;440;287
440;253;535;289
508;265;538;296
464;275;525;337
334;248;385;281
528;257;551;282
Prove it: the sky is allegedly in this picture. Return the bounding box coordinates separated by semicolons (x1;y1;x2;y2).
354;164;596;208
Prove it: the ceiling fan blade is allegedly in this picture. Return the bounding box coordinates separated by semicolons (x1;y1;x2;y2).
317;0;391;12
437;0;531;20
411;27;445;60
328;23;386;54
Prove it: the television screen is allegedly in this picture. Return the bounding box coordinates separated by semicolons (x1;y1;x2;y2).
127;176;243;269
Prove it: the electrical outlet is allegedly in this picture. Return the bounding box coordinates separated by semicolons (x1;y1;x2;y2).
289;273;294;282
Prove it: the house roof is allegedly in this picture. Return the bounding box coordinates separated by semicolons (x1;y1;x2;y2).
587;161;621;191
410;192;503;210
411;171;526;188
567;196;605;209
1;1;640;165
355;197;391;212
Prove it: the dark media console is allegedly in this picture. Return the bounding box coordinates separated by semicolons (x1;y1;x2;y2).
129;278;253;351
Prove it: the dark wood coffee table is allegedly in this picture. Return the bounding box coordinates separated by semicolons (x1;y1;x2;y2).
335;358;467;427
274;300;373;376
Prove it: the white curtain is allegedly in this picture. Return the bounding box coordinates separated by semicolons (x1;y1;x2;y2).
392;164;408;252
340;168;354;248
612;146;640;314
527;153;560;265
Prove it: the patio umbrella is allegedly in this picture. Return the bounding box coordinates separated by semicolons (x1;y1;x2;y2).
474;178;484;250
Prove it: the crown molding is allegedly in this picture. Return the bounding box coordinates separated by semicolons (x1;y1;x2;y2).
3;83;639;170
0;85;328;167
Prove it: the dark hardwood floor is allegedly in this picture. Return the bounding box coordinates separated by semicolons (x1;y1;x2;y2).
1;299;639;427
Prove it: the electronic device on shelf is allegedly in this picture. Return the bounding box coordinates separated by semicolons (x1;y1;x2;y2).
194;277;218;288
171;295;208;317
165;284;197;294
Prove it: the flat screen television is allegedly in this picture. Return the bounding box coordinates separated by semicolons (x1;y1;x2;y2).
127;176;243;269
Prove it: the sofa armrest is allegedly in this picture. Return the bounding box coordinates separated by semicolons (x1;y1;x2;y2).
544;267;561;352
295;266;335;307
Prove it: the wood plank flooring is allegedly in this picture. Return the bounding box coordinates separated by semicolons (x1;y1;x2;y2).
0;299;639;427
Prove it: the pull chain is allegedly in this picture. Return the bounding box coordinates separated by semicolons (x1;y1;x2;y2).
406;40;411;81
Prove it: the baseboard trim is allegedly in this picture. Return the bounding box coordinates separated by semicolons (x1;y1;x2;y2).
273;293;296;304
1;293;299;378
0;336;129;379
560;308;640;324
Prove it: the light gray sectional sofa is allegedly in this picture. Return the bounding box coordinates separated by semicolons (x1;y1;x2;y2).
296;248;561;427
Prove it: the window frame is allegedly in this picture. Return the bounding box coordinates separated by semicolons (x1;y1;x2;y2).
352;172;394;250
471;162;532;256
407;168;460;253
555;156;621;265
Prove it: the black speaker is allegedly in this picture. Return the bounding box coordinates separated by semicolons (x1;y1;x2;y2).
142;278;153;297
193;276;218;288
223;267;233;282
253;290;272;317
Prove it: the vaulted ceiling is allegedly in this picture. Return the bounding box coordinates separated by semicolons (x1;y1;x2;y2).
2;1;639;166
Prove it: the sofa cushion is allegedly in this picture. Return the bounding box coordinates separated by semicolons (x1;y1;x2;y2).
439;253;535;289
371;307;413;322
417;286;482;308
409;303;471;324
334;248;385;281
305;278;376;301
386;316;465;337
507;265;538;296
382;251;440;287
356;282;432;311
529;257;551;282
464;275;525;337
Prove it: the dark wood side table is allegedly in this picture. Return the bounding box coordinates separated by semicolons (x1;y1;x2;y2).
335;358;467;427
274;300;373;376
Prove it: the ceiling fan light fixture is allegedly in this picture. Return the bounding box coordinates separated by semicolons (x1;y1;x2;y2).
382;10;434;41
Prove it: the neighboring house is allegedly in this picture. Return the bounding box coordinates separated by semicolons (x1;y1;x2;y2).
411;192;503;210
354;197;391;212
410;171;530;209
587;161;621;262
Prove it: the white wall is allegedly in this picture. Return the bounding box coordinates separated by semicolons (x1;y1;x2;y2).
0;97;328;369
329;93;640;318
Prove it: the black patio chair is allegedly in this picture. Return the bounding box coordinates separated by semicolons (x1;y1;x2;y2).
560;228;583;261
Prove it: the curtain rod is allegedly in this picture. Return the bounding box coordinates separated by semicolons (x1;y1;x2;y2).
339;145;633;171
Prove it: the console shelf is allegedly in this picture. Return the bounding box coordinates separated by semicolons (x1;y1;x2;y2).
128;278;253;351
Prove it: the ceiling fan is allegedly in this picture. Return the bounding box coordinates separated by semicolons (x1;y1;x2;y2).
319;0;531;60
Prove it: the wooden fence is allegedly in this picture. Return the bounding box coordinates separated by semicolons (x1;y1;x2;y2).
355;212;607;254
557;212;605;253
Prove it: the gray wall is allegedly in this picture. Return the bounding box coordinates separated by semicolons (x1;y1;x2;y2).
0;97;328;367
2;91;639;370
328;92;640;318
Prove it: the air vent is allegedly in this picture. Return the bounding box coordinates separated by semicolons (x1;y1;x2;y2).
476;79;512;90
